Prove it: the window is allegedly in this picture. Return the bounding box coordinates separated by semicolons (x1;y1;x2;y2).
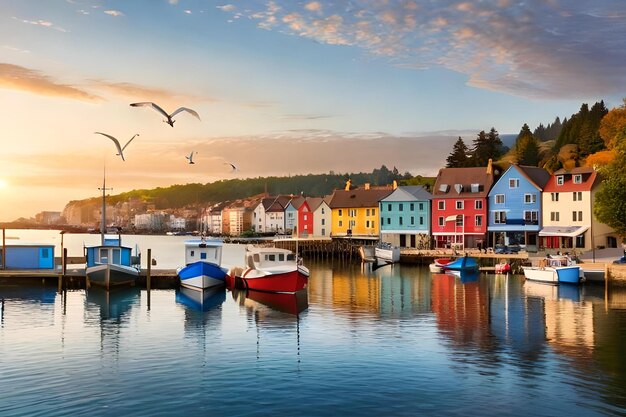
524;194;536;204
475;200;483;210
399;203;404;212
399;218;403;226
509;178;519;188
321;228;325;236
366;209;370;216
201;252;207;260
557;176;564;185
321;219;325;225
495;194;505;204
494;211;506;224
387;218;391;225
304;214;307;220
321;208;325;214
419;217;424;225
573;211;583;221
338;220;343;227
366;220;370;228
419;203;424;211
524;210;538;223
456;216;464;226
438;201;445;210
348;209;356;217
372;209;376;216
338;209;343;216
456;201;464;210
550;212;560;221
349;220;356;229
388;204;392;211
573;174;582;184
438;217;445;226
573;191;582;201
410;216;414;225
551;192;559;202
371;221;375;229
572;211;576;221
475;215;482;226
410;203;414;211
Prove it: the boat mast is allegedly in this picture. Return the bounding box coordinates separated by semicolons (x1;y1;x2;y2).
98;165;112;246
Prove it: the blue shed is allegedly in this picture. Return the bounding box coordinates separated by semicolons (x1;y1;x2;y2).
1;244;56;269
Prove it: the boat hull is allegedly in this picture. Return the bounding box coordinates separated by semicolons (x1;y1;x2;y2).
239;267;308;293
522;266;583;285
177;261;227;290
86;263;139;289
556;266;583;284
375;246;400;263
444;256;479;271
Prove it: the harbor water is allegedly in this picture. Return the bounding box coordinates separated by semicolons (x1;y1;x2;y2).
1;230;626;416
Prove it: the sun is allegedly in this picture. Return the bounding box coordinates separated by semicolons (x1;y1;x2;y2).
0;179;8;188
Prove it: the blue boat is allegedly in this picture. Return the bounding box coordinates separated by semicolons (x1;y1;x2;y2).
176;239;228;291
175;286;226;311
443;255;479;271
555;266;583;284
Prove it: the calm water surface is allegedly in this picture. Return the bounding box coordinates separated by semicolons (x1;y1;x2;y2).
2;231;626;416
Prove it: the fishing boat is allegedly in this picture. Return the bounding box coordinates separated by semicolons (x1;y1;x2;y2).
176;238;228;291
522;256;584;285
229;245;309;293
443;255;479;271
375;242;401;263
85;175;140;289
175;286;226;312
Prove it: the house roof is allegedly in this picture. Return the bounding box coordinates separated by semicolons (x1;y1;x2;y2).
381;185;432;202
543;168;599;192
305;197;325;211
516;165;551;190
432;167;494;198
329;188;393;208
287;195;306;210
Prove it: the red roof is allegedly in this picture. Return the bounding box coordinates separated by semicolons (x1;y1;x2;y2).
543;168;599;192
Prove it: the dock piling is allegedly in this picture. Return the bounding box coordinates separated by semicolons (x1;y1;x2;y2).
147;248;152;309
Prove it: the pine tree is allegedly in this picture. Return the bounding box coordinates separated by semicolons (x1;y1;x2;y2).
446;137;470;167
515;124;541;166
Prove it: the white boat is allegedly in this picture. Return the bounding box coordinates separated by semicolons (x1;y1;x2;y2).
85;175;140;289
522;256;584;285
375;242;400;263
176;238;228;291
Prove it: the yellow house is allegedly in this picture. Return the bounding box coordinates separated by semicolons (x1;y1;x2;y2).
328;185;393;237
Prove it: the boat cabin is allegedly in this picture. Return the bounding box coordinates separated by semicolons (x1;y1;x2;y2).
184;239;223;265
0;244;55;269
86;245;136;268
247;248;297;269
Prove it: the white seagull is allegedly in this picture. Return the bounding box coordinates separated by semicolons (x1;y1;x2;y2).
186;151;197;164
95;132;138;161
130;102;200;127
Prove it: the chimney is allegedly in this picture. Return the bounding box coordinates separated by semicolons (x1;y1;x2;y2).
345;179;351;191
364;183;370;190
393;180;398;189
486;159;493;175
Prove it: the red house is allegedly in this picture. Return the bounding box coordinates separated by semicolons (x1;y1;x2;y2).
431;162;495;249
295;198;313;237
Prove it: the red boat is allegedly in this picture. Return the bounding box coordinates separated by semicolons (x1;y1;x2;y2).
434;258;452;268
230;246;309;293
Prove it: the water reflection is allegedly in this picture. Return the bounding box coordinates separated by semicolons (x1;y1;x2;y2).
85;286;141;321
175;286;226;312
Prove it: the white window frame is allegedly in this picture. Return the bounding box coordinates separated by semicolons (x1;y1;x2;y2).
509;178;519;188
438;216;445;226
475;215;482;226
573;174;582;184
524;194;536;204
438;201;445;210
556;175;564;186
475;200;483;210
456;200;464;210
494;211;506;224
495;194;505;204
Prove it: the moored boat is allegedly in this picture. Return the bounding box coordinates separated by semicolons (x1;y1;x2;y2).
176;238;228;291
375;242;400;263
229;245;309;293
522;257;584;285
443;255;479;271
430;258;452;273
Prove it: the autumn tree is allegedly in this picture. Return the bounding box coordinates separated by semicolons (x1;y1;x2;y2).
595;139;626;239
446;137;470;167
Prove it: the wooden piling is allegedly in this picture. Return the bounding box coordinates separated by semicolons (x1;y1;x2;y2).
147;248;152;308
2;228;5;270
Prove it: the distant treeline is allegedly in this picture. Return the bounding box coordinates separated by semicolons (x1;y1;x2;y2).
69;165;435;210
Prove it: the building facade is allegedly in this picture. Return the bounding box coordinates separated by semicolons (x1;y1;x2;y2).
379;186;432;248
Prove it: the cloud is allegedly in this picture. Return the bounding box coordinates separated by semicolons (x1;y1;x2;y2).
0;63;100;101
88;80;217;105
217;5;236;12
104;10;124;17
221;0;626;99
12;16;68;32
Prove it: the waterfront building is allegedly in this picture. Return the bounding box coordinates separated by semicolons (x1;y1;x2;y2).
222;197;261;236
284;196;305;235
252;197;272;233
295;197;313;238
431;162;494;249
540;167;618;251
307;196;332;237
328;183;393;238
379;185;432;248
207;201;228;235
487;164;551;251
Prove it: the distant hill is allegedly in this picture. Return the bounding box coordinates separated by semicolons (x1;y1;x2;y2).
500;134;517;148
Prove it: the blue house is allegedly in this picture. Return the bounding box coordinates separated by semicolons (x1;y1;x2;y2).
379;185;432;248
487;164;550;251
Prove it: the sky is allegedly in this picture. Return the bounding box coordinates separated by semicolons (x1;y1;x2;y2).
1;0;624;221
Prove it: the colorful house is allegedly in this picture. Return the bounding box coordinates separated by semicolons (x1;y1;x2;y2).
488;164;551;251
295;198;313;237
307;196;332;238
379;185;432;248
540;167;618;251
285;196;305;234
431;163;494;249
329;184;393;238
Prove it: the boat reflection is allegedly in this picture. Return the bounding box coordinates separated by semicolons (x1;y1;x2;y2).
85;286;140;321
445;269;480;283
234;289;308;316
175;286;226;312
524;280;582;302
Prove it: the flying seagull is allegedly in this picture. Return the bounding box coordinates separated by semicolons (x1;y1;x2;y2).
130;102;200;127
186;151;197;164
224;162;237;171
95;132;138;161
